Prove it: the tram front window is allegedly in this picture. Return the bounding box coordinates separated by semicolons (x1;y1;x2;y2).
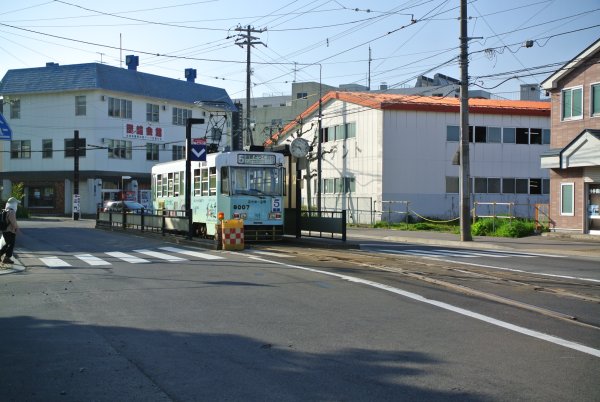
229;167;282;196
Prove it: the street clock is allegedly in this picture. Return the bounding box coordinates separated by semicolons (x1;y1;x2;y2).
290;137;310;158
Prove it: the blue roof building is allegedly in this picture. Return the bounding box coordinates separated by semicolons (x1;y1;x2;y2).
0;60;236;215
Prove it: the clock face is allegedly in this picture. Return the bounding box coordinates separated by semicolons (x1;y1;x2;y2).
290;137;309;158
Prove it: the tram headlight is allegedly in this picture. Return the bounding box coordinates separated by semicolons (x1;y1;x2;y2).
232;212;247;220
217;211;224;220
269;212;282;220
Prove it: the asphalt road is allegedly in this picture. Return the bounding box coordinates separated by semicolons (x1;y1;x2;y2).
1;219;599;401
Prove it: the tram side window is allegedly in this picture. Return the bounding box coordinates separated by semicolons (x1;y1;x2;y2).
155;175;162;197
209;167;217;196
168;173;174;197
221;167;229;194
180;171;185;196
162;175;167;197
193;169;201;195
201;168;209;196
174;172;180;196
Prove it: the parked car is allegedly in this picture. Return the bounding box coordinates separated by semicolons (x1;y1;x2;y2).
103;201;151;214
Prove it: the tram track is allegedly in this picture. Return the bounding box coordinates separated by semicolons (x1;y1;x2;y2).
257;245;600;331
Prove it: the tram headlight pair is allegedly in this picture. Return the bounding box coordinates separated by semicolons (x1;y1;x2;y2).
268;212;282;220
232;212;247;220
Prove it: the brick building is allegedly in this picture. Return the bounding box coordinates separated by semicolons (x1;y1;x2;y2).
541;38;600;234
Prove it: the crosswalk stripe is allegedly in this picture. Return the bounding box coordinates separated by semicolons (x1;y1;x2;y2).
75;254;111;266
134;249;187;262
159;247;224;260
40;257;71;267
105;252;150;264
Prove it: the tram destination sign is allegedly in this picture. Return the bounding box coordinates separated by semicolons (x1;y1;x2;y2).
237;153;276;165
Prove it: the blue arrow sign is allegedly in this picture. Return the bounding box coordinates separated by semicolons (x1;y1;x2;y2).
190;144;206;161
0;113;13;140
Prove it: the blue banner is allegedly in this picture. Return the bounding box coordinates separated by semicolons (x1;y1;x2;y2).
0;113;12;140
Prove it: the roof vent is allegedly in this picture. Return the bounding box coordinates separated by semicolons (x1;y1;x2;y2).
185;68;197;83
125;55;139;71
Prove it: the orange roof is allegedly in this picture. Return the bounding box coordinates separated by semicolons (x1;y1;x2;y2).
265;91;550;145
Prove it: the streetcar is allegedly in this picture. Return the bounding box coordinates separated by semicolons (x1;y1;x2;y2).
151;151;285;240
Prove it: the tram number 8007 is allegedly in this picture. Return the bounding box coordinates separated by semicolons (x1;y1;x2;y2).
233;205;250;210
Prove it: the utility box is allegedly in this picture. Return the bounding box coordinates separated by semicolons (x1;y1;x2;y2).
221;219;244;251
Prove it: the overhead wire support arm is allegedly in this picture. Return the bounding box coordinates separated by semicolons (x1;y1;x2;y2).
234;25;267;148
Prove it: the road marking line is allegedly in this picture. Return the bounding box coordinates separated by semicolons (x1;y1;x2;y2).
40;257;71;267
134;249;187;262
432;249;512;258
246;255;600;358
245;250;293;258
159;247;224;260
444;260;600;284
105;252;150;264
75;254;111;266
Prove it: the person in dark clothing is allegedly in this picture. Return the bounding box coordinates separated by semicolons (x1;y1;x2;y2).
0;197;20;265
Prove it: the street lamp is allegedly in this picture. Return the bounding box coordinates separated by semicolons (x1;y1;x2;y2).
121;175;132;200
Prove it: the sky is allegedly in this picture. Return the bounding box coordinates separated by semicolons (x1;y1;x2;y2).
1;0;599;101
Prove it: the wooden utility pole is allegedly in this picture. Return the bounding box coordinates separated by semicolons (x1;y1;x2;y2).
459;0;472;241
235;25;266;148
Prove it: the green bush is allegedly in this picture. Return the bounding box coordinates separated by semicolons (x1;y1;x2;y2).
471;218;495;236
472;218;536;238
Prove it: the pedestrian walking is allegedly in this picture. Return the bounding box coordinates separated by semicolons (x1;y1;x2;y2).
0;197;20;265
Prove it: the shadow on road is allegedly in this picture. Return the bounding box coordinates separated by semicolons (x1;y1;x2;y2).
0;316;484;401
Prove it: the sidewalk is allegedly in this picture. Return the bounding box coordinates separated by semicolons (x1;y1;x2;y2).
287;227;600;259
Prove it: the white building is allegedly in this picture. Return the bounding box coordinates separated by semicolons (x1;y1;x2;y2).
267;92;551;224
0;60;236;215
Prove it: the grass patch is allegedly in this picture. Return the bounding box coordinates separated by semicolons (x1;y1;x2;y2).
373;217;541;238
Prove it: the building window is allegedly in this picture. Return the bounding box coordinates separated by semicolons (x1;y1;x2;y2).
108;139;132;159
75;95;86;116
108;97;132;119
323;178;335;193
27;186;55;208
488;127;501;143
172;107;192;125
345;122;356;139
542;179;550;194
529;178;542;195
561;183;574;216
172;145;185;160
146;143;160;161
515;178;529;194
334;125;345;141
542;129;551;145
446;125;459;142
503;128;516;143
592;83;600;117
488;178;501;193
562;86;583;120
445;176;459;193
516;128;529;144
10;140;30;159
10;99;20;119
146;103;159;122
42;139;53;158
320;127;330;142
474;126;487;143
474;177;488;193
64;138;86;157
344;177;355;192
502;178;515;194
296;92;308;99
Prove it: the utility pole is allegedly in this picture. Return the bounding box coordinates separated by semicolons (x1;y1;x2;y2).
459;0;472;241
235;25;266;148
73;130;80;221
